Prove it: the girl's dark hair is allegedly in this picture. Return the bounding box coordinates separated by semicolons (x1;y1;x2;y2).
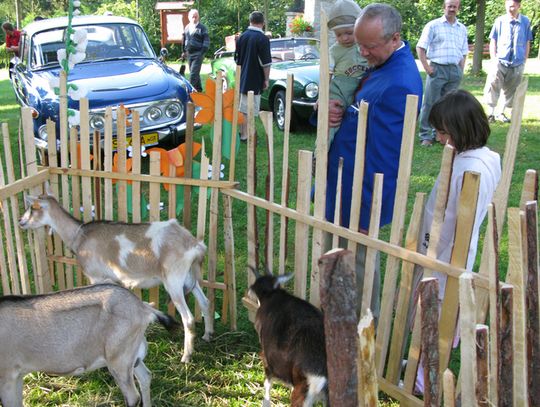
429;89;490;153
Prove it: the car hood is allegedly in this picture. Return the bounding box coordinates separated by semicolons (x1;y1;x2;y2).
33;59;176;108
271;60;320;82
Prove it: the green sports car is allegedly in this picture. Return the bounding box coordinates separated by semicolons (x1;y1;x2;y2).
211;37;320;131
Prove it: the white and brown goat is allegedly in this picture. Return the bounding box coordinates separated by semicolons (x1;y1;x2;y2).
249;269;328;407
19;193;213;362
0;283;179;407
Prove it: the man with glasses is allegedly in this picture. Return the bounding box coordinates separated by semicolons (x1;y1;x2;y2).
484;0;532;123
325;3;423;319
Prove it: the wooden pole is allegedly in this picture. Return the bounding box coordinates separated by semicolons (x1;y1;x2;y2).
524;201;540;406
319;248;357;407
443;369;456;407
520;169;538;207
420;277;440;407
459;273;477;407
499;283;513;406
332;157;344;249
228;66;241;181
293;150;313;299
376;94;419;375
487;205;500;405
183;102;194;230
309;11;329;307
277;74;293;275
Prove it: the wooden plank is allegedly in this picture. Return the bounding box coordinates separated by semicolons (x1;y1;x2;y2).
438;171;480;379
148;151;161;306
246;91;258;317
79;98;93;223
358;309;378;407
103;107;113;220
0;141;17;295
346;100;368;255
332;157;344;249
131;111;142;223
223;188;491;289
0;170;49;201
183;103;194;230
207;72;223;320
60;102;73;289
260;110;274;271
319;248;357;407
499;284;513;406
378;377;423;407
506;208;528;406
293;150;313;299
22;107;51;293
92;129;101;220
47;167;238;189
443;369;456;407
223;195;237;330
420;278;440;407
309;11;329;307
404;145;455;390
459;273;477;407
362;173;383;315
486;205;500;405
228;65;241;181
476;324;489;407
117;107;128;222
69;126;83;287
377;94;419;375
520;169;538;208
524;201;540;406
278;74;293;275
385;192;426;383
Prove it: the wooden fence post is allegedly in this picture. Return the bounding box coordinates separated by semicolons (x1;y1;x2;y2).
319;248;357;406
420;277;440;407
358;309;378;407
459;273;477;406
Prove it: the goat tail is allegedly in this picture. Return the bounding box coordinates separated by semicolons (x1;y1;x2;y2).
147;304;181;334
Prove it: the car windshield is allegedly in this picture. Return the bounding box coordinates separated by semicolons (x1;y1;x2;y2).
31;23;155;69
270;38;320;62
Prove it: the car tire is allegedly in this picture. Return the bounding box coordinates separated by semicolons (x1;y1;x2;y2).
273;90;296;132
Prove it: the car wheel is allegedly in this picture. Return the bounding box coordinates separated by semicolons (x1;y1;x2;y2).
273;90;296;132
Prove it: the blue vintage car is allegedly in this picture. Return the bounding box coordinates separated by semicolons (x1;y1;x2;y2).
10;15;196;151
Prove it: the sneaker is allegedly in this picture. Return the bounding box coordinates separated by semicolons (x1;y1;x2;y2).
497;113;511;123
488;115;496;123
420;140;433;147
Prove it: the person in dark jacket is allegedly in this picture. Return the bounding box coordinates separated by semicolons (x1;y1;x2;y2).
234;11;272;141
182;9;209;92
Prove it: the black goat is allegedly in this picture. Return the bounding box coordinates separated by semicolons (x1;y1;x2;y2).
249;269;328;407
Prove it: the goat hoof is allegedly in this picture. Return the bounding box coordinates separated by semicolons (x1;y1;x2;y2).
202;332;213;342
181;354;191;363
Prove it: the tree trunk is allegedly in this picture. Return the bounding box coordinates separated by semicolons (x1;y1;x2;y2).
471;0;487;75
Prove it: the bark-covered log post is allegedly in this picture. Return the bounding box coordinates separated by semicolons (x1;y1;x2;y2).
420;277;440;407
525;201;539;406
319;248;358;407
499;284;513;407
476;324;490;406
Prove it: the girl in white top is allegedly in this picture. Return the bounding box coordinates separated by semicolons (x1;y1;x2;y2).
414;89;501;394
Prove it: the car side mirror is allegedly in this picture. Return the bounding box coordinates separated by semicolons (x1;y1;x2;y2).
159;48;169;60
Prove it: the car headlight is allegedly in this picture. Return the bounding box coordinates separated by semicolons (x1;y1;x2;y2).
38;124;48;140
164;102;183;119
89;114;105;130
145;106;163;122
305;82;319;99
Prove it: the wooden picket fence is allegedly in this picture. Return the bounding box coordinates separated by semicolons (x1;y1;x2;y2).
1;15;539;406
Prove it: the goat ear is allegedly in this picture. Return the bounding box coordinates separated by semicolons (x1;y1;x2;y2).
24;195;38;207
274;273;293;289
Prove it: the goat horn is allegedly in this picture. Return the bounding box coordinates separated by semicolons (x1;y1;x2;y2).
276;274;293;286
248;266;260;279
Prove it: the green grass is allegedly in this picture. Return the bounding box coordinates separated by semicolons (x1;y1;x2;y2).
0;59;538;405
